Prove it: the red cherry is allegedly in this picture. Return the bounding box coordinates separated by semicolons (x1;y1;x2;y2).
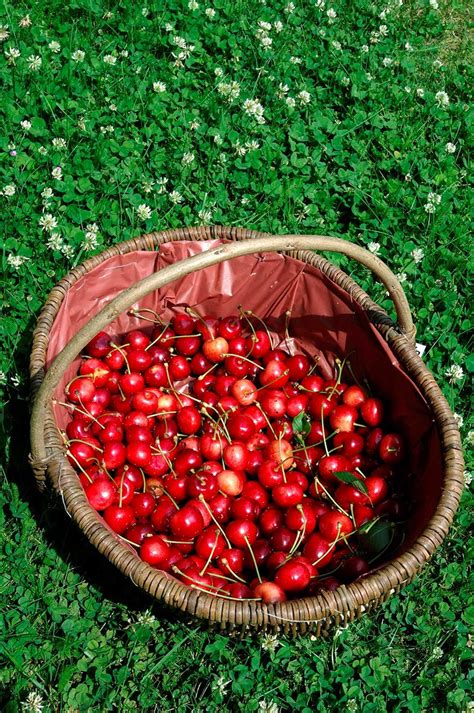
195;526;226;559
231;496;258;521
253;581;286;603
302;533;335;568
301;375;324;393
170;505;204;540
360;398;384;426
242;480;269;509
379;433;405;464
124;523;154;545
127;349;152;372
102;441;127;470
172;313;195;335
203;337;229;363
218;316;242;340
272;482;304;507
226;519;258;548
259;507;284;536
85;479;116;510
66;377;95;404
126;441;152;468
127;330;151;350
329;405;358;433
218;548;245;576
274;561;310;592
103;504;135;534
319;511;353;542
86;331;111;358
246;330;271;358
120;372;145;396
140;535;170;568
131;492;155;518
227;413;256;442
286;354;310;380
342;385;367;408
217;469;245;497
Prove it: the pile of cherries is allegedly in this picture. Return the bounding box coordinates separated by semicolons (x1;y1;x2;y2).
61;308;406;603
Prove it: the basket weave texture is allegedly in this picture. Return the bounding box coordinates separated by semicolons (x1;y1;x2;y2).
29;226;464;635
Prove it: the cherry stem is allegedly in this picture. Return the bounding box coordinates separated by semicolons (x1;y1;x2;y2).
128;307;164;325
53;399;106;429
284;309;291;351
254;402;277;439
144;322;172;351
110;343;131;373
198;495;231;548
308;356;320;375
66;451;93;482
314;477;350;518
67;438;103;452
219;559;246;583
118;535;140;548
199;531;221;576
160;486;179;509
223;354;264;369
185;305;215;340
244;536;262;583
239;307;273;347
320;406;330;457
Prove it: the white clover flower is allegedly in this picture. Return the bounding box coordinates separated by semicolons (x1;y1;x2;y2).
361;44;369;53
198;208;213;223
274;20;283;32
213;676;231;696
46;232;64;251
189;119;200;130
0;25;9;42
188;0;199;9
169;190;183;204
5;46;20;64
39;213;58;231
136;203;152;220
277;83;289;98
290;55;302;64
445;364;464;384
404;86;412;93
416;87;425;97
61;243;75;260
120;49;129;57
0;371;6;385
103;11;113;19
27;55;42;71
214;66;223;77
20;119;32;131
258;702;279;713
2;184;16;196
260;35;272;49
136;609;156;625
142;179;154;193
142;7;150;16
77;117;86;131
245;140;260;150
86;222;99;234
217;81;241;101
165;22;174;31
411;248;424;263
7;254;29;269
396;272;408;283
153;81;167;92
243;98;266;123
205;8;216;17
234;141;247;156
52;137;67;149
213;134;223;146
427;191;441;205
284;2;295;13
38;145;48;155
297;90;311;105
378;24;388;36
429;0;439;9
405;42;413;51
368;242;381;255
84;231;99;250
466;430;474;447
315;0;325;8
173;35;188;49
260;634;280;652
382;57;393;67
464;471;472;487
435;90;449;107
241;196;250;205
453;413;464;429
72;49;85;62
341;76;350;86
285;96;296;107
52;166;63;180
370;31;380;44
182;152;195;166
49;41;61;53
103;54;117;65
100;125;114;134
332;40;342;50
327;8;337;18
21;691;44;712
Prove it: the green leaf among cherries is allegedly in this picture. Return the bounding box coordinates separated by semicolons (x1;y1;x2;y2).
333;470;369;496
292;411;311;444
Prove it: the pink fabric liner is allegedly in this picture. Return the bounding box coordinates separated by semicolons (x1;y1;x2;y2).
46;240;442;559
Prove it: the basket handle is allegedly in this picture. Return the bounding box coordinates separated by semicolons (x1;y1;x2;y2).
30;234;415;483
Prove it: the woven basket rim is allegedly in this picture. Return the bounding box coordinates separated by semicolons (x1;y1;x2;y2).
29;226;465;634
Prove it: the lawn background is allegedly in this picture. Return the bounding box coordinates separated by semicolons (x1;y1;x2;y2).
1;0;472;711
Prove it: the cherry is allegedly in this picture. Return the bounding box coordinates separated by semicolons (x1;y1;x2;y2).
151;499;177;531
176;335;201;357
131;492;155;518
144;364;168;388
259;389;287;418
120;372;145;395
85;479;116;510
170;505;204;540
187;471;219;501
269;527;297;553
128;330;151;350
287;393;309;418
308;392;336;419
241;480;269;509
102;441;127;470
177;406;202;435
301;374;325;393
302;533;335;568
172;313;195;335
86;331;111;358
124;522;154;545
365;476;389;504
232;379;257;405
217;469;245;497
223;443;249;471
227;413;256;442
285;501;317;534
318;454;352;485
339;556;370;583
260;359;289;389
360;398;384;427
203;337;229;363
66;377;95;404
79;358;111;387
266;438;293;470
208;494;231;523
253;581;286;603
218;316;242;340
286;354;310;380
218;548;245;576
127;349;152;373
174;448;202;475
243;538;271;569
126;441;152;468
103;504;135;534
195;527;226;559
329;405;358;433
379;433;405;464
333;432;364;456
247;330;271;358
319;511;353;541
342;385;367;408
140;535;171;568
272;482;304;508
275;561;311;592
257;460;285;489
226;519;258;548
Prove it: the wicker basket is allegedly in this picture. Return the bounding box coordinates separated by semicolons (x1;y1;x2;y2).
29;227;464;635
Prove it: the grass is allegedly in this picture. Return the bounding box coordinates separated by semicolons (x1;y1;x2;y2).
1;0;473;711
